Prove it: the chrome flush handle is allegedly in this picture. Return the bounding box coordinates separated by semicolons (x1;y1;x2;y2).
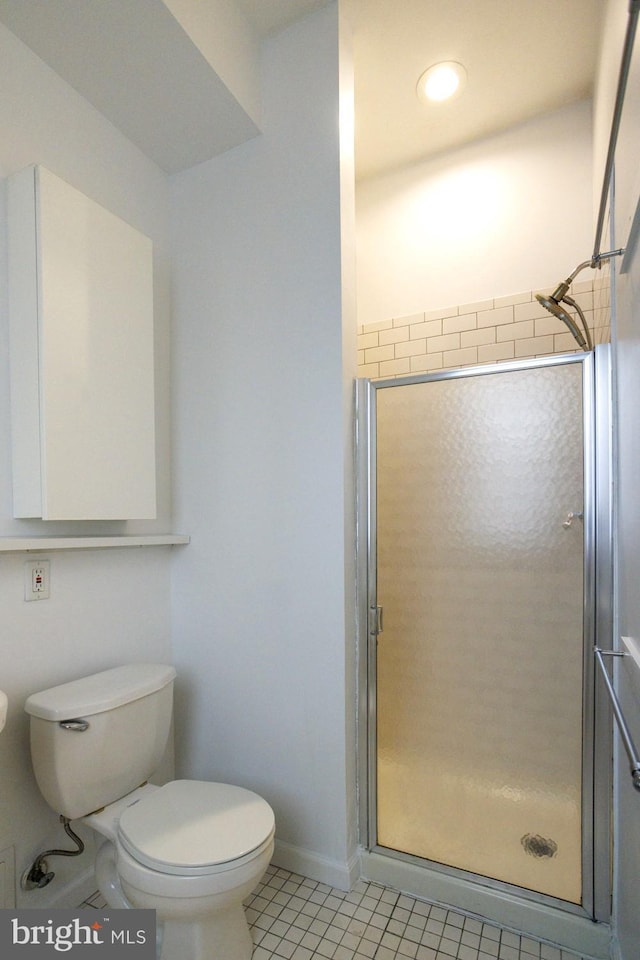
563;511;584;529
59;718;90;732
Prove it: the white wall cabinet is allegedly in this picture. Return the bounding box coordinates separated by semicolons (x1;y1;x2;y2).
8;165;156;520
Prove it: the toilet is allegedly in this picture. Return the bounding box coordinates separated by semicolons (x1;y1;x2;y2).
24;663;275;960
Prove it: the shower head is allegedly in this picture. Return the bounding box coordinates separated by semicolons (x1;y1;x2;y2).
534;292;590;350
535;256;602;352
535;248;625;353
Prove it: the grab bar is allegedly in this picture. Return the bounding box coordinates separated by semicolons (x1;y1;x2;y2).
595;647;640;792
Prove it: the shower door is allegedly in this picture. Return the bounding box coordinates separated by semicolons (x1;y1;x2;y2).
363;354;599;910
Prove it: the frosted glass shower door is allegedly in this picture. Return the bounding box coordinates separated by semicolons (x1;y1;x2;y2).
373;359;587;903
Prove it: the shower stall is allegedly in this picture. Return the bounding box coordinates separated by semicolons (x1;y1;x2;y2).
357;349;613;952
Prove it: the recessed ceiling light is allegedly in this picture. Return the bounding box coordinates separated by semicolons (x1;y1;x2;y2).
417;61;467;103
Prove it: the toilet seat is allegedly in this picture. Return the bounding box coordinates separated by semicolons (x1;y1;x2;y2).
117;779;275;877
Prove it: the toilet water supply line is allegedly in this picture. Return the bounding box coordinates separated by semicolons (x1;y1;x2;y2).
25;832;165;958
22;816;84;890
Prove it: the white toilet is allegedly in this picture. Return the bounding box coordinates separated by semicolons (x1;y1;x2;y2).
25;663;275;960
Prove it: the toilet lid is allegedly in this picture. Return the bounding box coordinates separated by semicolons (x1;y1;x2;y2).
117;780;275;875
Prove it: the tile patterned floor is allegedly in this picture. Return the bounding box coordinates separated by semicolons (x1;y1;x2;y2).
82;865;588;960
244;867;588;960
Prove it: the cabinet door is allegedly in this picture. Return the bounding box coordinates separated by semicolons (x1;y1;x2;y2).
8;166;156;520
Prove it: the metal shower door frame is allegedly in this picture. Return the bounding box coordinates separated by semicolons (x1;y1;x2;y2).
355;348;613;923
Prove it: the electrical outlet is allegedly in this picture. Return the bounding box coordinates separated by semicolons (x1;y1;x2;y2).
24;560;50;601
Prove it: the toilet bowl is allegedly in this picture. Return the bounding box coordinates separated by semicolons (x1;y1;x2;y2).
89;781;275;960
24;664;275;960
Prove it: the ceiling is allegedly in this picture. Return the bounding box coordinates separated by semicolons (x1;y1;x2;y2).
240;0;607;180
238;0;330;38
0;0;604;179
345;0;605;180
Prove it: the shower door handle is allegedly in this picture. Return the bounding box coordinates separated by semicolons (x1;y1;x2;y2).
369;605;383;636
563;511;583;529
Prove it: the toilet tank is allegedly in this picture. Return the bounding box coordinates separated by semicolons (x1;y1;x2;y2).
25;664;177;820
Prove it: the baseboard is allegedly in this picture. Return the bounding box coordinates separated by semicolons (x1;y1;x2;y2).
360;850;612;960
272;839;359;892
18;865;97;911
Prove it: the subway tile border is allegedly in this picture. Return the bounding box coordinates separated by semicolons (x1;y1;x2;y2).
357;278;610;381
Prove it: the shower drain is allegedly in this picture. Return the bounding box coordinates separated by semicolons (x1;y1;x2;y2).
521;833;558;859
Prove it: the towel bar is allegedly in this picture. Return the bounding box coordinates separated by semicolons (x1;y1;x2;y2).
595;648;640;792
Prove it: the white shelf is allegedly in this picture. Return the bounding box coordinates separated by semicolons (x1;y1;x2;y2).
0;535;190;552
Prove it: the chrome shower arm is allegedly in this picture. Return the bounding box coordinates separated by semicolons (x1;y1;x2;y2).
556;249;626;298
563;258;595;287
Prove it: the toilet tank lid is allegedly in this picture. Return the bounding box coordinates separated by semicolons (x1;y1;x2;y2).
24;664;177;721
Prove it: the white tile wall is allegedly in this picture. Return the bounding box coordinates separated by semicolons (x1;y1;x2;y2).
357;278;610;381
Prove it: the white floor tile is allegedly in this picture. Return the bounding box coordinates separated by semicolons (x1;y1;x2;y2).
78;865;590;960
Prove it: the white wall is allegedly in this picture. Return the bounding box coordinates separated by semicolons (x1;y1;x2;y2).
597;2;640;955
169;4;358;888
356;101;594;327
612;247;640;960
0;23;173;907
